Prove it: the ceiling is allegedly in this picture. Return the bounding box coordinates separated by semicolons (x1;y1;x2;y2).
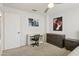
2;3;79;15
3;3;48;14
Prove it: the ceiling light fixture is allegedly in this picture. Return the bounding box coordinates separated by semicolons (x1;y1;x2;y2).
32;9;38;12
48;3;54;8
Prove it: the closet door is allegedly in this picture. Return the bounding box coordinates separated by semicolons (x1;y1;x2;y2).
5;12;21;50
20;15;27;46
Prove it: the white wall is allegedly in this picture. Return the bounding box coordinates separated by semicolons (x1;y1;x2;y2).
0;5;4;55
47;7;79;39
4;7;46;50
0;16;1;55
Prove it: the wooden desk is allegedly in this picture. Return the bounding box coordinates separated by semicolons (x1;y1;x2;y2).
26;34;44;46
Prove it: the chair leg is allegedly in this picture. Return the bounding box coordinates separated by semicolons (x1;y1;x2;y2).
36;41;39;46
31;41;39;47
33;45;34;47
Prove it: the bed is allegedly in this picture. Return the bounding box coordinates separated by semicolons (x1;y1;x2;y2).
68;46;79;56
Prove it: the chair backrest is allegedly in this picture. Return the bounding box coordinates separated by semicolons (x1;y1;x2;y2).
34;34;40;41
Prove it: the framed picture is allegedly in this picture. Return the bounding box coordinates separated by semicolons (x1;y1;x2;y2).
28;18;39;27
53;17;62;31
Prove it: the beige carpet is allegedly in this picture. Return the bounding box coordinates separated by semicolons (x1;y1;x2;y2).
2;43;71;56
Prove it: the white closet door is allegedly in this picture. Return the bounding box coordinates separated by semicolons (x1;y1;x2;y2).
20;15;27;46
5;12;21;50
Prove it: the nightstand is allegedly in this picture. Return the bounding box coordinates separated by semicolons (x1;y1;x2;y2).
65;38;79;51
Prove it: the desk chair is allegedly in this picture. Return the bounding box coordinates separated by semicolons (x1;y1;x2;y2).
31;34;40;47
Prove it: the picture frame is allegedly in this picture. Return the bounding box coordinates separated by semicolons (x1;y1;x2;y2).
28;18;39;27
53;17;62;31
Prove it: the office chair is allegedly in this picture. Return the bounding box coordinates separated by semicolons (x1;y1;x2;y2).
31;34;40;47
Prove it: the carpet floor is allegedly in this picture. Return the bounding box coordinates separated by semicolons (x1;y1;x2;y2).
2;43;71;56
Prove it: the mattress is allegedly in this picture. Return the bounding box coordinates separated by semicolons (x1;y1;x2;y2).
68;46;79;56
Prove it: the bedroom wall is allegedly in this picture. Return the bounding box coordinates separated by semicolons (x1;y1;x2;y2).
0;14;1;55
47;6;79;39
3;7;46;50
0;4;3;55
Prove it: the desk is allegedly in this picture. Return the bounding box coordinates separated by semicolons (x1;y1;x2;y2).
26;34;44;46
